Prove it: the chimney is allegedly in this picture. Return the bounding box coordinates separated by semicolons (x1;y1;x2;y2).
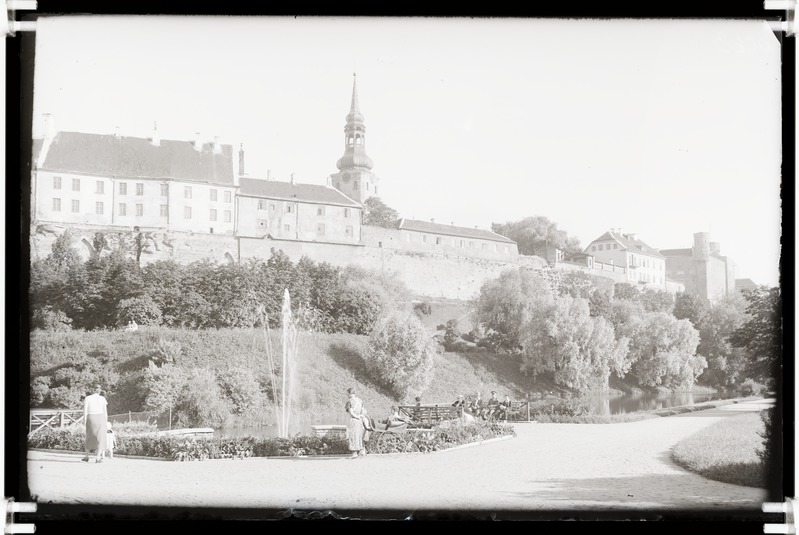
114;126;121;139
151;122;160;146
290;173;295;185
629;233;637;241
430;218;435;223
213;136;222;154
193;132;202;151
238;143;245;176
266;170;271;181
326;176;332;186
42;113;56;139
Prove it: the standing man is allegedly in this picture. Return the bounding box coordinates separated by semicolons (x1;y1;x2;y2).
82;384;108;463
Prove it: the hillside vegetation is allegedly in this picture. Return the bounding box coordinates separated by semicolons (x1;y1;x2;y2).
30;327;569;427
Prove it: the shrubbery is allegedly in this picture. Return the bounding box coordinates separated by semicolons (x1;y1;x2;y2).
28;418;515;460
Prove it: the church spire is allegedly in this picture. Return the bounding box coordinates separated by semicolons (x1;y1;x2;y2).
337;72;374;171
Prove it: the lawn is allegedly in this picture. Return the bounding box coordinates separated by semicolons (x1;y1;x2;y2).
671;411;768;488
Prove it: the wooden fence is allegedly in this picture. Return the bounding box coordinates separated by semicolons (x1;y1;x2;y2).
29;409;84;435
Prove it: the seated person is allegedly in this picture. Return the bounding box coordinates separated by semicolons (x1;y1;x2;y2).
382;405;411;430
498;395;513;420
469;393;484;419
486;391;501;419
452;395;466;408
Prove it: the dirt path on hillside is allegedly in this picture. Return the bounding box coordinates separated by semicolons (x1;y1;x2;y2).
24;399;774;520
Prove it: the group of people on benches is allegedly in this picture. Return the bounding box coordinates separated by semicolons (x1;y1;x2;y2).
452;391;513;421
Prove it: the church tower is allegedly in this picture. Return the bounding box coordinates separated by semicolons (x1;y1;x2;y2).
329;74;379;203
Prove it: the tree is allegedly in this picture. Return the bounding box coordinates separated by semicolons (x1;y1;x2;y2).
673;292;707;328
697;294;750;387
519;296;630;391
613;282;639;301
620;312;705;389
640;287;674;314
491;216;581;258
362;197;400;228
474;268;555;353
729;286;782;384
366;311;437;399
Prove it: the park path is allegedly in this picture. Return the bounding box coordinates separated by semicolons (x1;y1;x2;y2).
25;399;773;517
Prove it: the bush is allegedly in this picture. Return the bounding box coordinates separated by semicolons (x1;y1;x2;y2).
366;311;437;399
738;379;765;397
413;301;432;317
443;319;461;348
757;406;775;464
117;295;163;326
31;306;72;331
528;397;592;422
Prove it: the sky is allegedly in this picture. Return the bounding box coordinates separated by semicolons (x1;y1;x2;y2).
30;16;783;287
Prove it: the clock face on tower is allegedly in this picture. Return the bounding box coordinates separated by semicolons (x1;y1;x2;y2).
343;174;351;183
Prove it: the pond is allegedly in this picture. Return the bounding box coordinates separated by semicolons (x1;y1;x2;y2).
584;390;742;416
214;410;347;440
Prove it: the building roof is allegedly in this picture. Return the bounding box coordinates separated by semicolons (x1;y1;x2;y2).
398;218;516;244
736;278;759;291
31;138;43;167
587;230;665;258
238;177;361;208
659;248;692;257
37;131;234;185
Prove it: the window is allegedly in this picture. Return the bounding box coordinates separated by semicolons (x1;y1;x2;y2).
269;204;275;213
366;182;370;191
286;203;293;213
257;219;267;229
591;245;596;251
210;209;217;221
119;203;127;216
184;186;192;199
469;241;474;248
316;223;326;236
184;206;192;219
495;244;499;251
504;246;509;253
284;224;291;232
482;243;488;250
160;205;168;217
96;181;104;194
224;191;231;203
344;208;350;218
224;210;231;223
459;240;465;248
257;199;266;210
53;176;61;189
52;198;61;211
436;237;442;245
598;244;604;251
119;182;127;195
136;183;144;196
96;202;103;215
406;234;411;242
422;235;427;243
72;178;80;192
210;189;218;202
136;204;143;216
345;225;353;237
317;206;325;216
160;184;168;197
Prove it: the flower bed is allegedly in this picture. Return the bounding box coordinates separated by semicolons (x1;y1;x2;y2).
28;419;515;461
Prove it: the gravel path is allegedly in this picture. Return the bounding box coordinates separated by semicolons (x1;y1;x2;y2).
25;399;773;518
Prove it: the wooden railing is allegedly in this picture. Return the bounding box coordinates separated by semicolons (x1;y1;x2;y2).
29;409;84;435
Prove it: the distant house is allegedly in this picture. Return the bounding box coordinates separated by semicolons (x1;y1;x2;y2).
237;177;362;244
32;119;238;235
660;232;738;304
584;229;667;289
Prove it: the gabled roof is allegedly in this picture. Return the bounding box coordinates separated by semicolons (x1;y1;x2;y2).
238;177;361;208
398;218;516;244
38;131;234;185
736;278;759;291
586;230;665;258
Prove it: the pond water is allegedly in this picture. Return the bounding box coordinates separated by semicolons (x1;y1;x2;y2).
215;410;346;440
584;390;741;416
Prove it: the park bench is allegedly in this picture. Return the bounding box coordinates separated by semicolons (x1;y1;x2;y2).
398;404;464;427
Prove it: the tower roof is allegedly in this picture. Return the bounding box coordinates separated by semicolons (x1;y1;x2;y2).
336;73;374;171
346;73;364;124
